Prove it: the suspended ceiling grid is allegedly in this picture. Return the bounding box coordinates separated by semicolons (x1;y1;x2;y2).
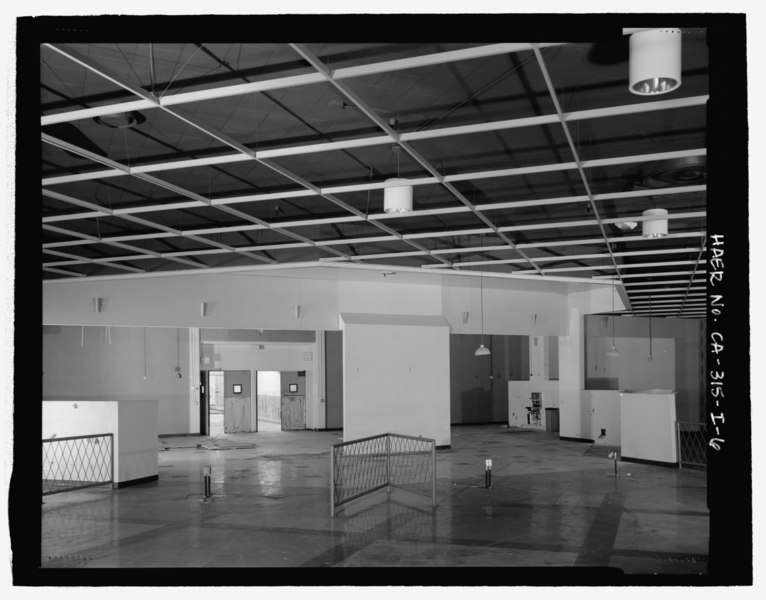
41;36;709;318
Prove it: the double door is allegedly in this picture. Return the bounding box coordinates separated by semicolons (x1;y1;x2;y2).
199;370;306;434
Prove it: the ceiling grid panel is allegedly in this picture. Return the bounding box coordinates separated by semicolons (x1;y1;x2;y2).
39;36;710;316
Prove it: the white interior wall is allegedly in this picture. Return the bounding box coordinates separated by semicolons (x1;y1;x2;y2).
443;282;565;335
44;271;618;438
43;272;340;330
44;271;578;336
341;314;451;447
338;280;442;316
605;337;676;391
43;326;190;435
558;287;618;440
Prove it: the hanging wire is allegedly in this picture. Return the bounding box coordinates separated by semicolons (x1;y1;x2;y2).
122;127;130;167
611;295;616;343
648;295;653;361
149;43;157;99
365;166;373;215
480;260;485;346
159;44;207;99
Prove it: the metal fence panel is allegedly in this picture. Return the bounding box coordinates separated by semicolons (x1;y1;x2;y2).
676;422;707;469
42;434;114;496
331;433;436;515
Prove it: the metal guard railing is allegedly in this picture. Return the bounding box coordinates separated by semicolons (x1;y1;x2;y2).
42;433;114;496
676;421;707;469
331;432;436;515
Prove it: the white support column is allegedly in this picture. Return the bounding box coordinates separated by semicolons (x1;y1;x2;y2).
529;336;545;382
558;304;585;439
314;331;327;431
188;328;201;434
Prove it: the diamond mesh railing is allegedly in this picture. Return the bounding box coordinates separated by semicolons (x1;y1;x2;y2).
676;422;707;469
42;434;114;496
330;433;436;516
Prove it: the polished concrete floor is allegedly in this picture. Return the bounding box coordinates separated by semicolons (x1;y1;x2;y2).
39;425;709;584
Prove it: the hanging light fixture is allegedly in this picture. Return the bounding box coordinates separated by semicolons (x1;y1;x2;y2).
384;144;412;214
383;177;413;213
606;284;620;357
629;28;682;95
475;239;491;357
642;208;669;238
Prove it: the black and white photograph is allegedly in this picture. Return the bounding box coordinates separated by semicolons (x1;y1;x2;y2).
2;5;758;591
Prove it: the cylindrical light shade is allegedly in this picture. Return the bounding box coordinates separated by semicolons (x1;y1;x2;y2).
629;28;682;95
383;178;413;213
642;208;669;238
475;344;491;356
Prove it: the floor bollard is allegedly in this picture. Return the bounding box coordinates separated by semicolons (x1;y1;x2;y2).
608;452;618;478
203;466;212;498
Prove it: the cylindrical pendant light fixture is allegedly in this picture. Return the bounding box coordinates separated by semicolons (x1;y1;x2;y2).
629;28;682;95
383;178;413;213
642;208;669;238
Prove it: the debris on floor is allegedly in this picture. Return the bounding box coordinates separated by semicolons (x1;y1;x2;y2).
197;438;256;450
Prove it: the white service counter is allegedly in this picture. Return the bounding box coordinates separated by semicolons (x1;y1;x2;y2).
619;390;678;465
582;390;622;446
43;399;159;486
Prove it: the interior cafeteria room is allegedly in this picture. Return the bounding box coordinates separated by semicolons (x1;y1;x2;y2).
9;12;753;588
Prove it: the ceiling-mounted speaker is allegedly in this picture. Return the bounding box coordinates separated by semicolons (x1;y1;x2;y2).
92;297;103;313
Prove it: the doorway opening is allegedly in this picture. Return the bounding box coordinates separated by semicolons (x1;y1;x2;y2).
208;370;225;436
256;370;307;431
256;371;282;432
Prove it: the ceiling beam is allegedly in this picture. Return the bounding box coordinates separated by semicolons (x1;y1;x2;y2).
43;223;209;271
42;93;707;187
624;278;706;287
424;246;702;268
531;44;622;285
291;42;561;275
628;287;706;294
594;270;704;280
515;259;705;274
43;167;706;225
42;43;567;127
